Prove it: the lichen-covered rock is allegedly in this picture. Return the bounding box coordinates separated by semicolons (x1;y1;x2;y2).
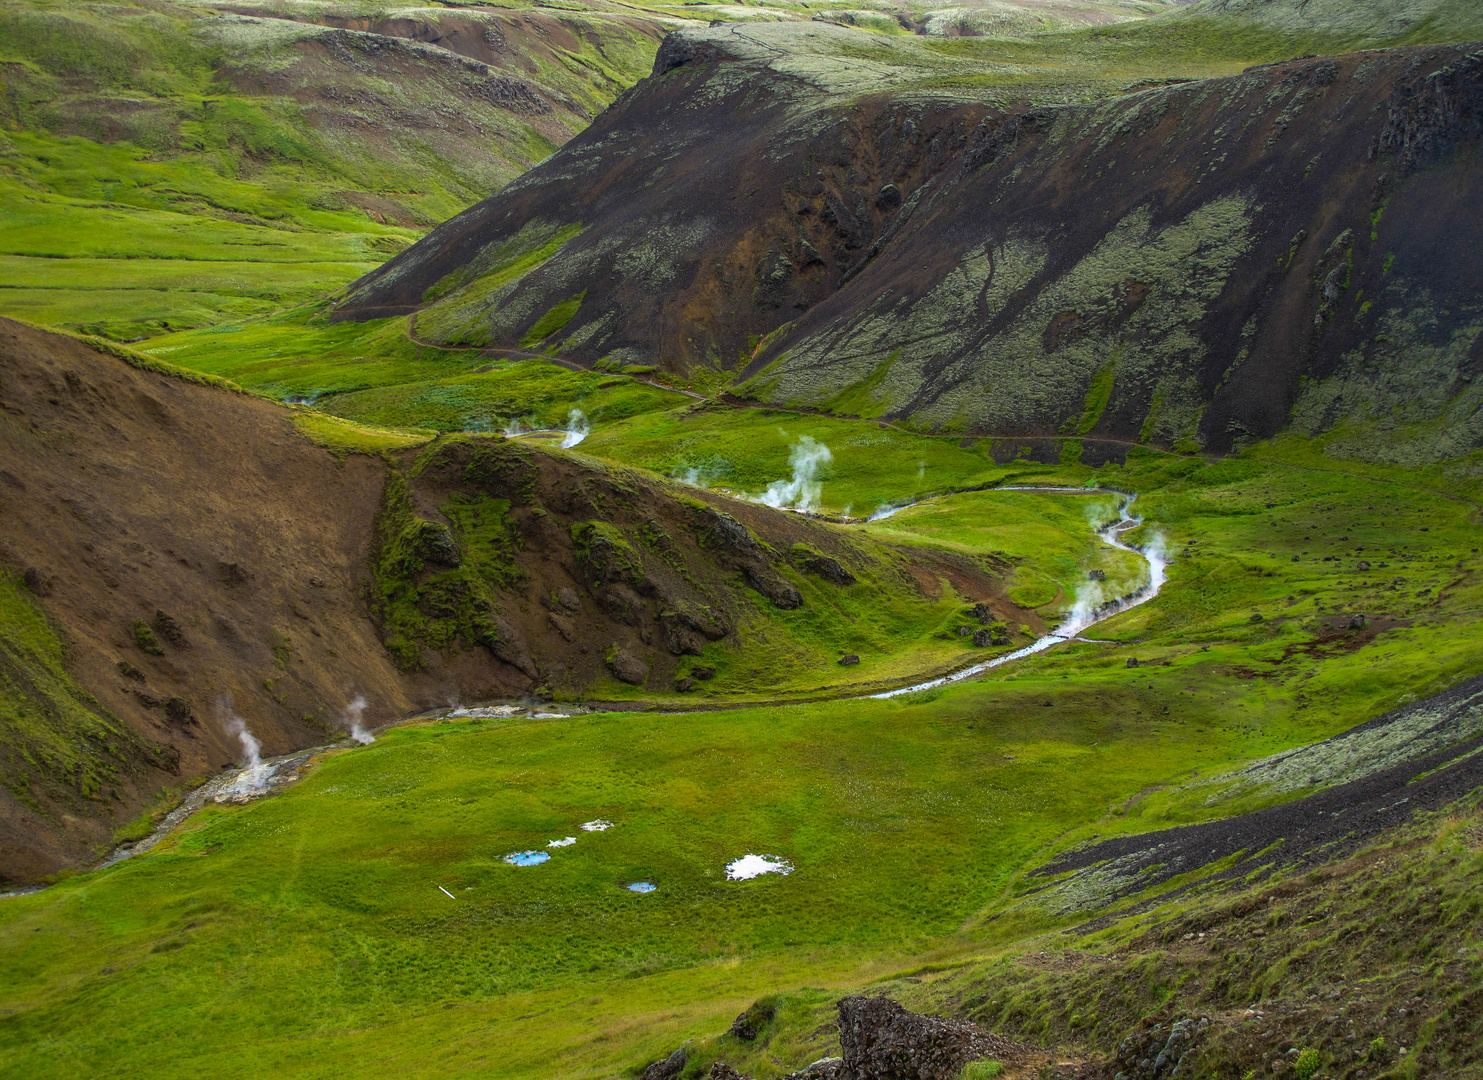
794;546;857;586
1109;1016;1209;1080
642;1046;688;1080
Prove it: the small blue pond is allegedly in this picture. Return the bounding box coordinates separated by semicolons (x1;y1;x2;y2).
626;882;657;894
504;851;550;867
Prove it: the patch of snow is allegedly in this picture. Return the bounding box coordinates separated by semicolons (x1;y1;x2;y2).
580;819;614;832
548;836;577;848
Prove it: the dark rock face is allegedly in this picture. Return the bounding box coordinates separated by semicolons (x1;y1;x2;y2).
1109;1017;1209;1080
838;654;860;666
835;996;1022;1080
796;548;858;586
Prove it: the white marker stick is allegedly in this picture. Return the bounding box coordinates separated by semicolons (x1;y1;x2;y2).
436;884;456;899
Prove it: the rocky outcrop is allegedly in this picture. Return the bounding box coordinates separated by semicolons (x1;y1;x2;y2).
835;996;1023;1080
705;996;1026;1080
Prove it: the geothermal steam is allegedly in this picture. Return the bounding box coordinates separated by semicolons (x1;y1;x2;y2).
218;698;271;794
561;408;589;448
759;436;832;512
342;695;375;745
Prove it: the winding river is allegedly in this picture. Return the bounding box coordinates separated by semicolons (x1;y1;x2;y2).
870;489;1167;699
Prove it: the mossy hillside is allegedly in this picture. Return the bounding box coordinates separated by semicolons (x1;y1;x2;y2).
372;466;523;669
0;666;1407;1078
1;439;1480;1071
676;801;1483;1080
0;571;171;854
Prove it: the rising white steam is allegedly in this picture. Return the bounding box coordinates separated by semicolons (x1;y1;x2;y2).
758;436;832;512
560;408;589;448
872;493;1168;699
218;697;271;794
343;695;375;745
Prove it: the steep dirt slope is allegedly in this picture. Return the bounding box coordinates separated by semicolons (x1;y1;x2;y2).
338;19;1483;461
0;319;419;880
0;319;1013;881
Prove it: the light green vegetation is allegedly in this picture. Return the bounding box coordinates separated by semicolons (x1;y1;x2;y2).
862;490;1145;616
138;308;694;431
289;411;435;455
582;403;1102;515
0;0;672;338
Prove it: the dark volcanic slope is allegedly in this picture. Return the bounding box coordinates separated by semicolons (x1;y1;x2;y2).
1029;674;1483;915
339;22;1483;460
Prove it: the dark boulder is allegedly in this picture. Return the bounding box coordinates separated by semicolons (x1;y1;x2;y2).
838;654;860;666
795;547;857;586
642;1047;688;1080
1126;657;1139;668
607;649;649;685
835;995;1022;1080
692;665;717;681
408;520;461;568
675;675;695;693
970;603;993;624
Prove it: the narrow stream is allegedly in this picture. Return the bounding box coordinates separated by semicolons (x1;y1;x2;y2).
870;491;1166;699
3;488;1166;895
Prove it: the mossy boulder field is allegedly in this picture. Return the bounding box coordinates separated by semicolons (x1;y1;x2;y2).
2;1;1483;1078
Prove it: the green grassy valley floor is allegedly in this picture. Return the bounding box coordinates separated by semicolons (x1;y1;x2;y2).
0;424;1478;1077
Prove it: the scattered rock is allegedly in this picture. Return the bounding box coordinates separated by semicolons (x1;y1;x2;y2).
1357;560;1371;571
1250;613;1264;622
1348;613;1367;630
21;567;51;596
1088;569;1107;581
795;547;857;586
554;586;582;613
1126;657;1140;668
971;628;996;648
607;648;649;685
957;625;973;637
970;603;994;624
153;609;188;648
838;654;860;666
675;675;695;693
692;665;717;680
730;998;776;1041
642;1046;688;1080
163;696;195;727
709;1065;749;1080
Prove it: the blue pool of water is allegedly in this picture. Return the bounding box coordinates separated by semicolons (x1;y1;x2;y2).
504;851;550;866
626;881;657;893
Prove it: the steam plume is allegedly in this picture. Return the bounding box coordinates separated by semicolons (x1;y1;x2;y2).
560;408;589;448
758;435;832;512
343;695;375;745
218;697;271;793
